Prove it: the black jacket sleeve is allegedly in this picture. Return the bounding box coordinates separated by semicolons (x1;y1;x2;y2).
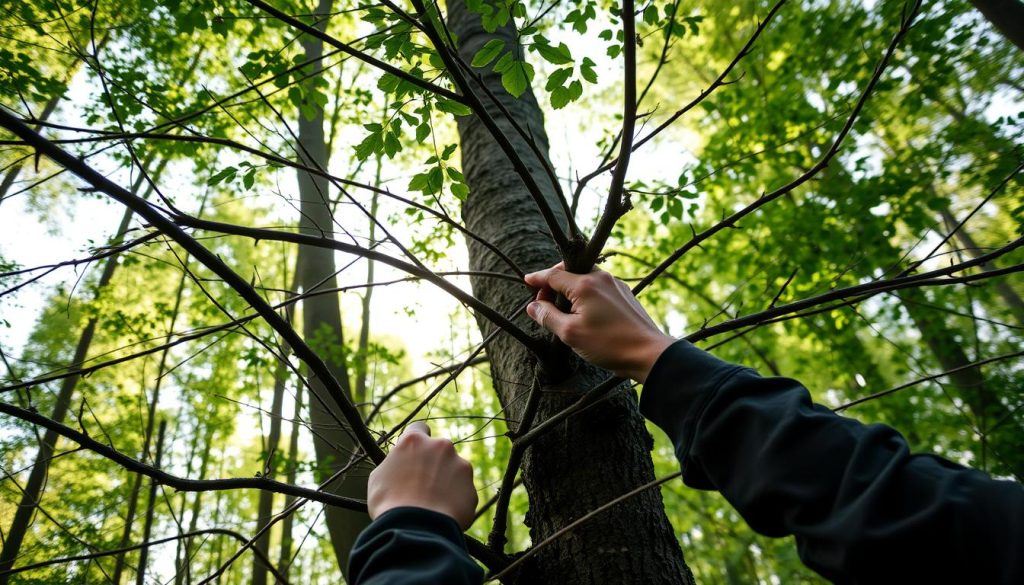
639;340;1024;585
348;507;483;585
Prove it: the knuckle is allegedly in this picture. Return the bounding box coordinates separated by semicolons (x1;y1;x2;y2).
432;437;456;453
398;432;426;448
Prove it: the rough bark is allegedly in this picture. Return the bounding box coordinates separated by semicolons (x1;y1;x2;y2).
969;0;1024;52
449;4;693;584
293;0;370;575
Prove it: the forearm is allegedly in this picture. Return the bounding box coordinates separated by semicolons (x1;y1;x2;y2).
640;340;1024;584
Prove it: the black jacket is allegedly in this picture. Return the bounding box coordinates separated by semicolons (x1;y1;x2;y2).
349;340;1024;584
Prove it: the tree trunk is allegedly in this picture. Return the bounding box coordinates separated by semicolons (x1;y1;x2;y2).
252;355;289;585
134;420;166;585
276;384;303;582
897;288;1024;478
113;171;189;584
0;157;164;582
969;0;1024;52
293;0;370;576
940;209;1024;326
174;420;214;585
449;4;694;583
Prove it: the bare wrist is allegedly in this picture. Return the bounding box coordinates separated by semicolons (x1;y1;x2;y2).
626;334;675;384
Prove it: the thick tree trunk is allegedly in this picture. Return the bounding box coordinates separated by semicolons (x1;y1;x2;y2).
969;0;1024;52
449;4;693;584
293;0;370;576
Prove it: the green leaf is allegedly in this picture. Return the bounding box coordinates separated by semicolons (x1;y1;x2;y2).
435;98;472;117
207;166;237;186
643;5;659;25
550;86;570;109
451;181;470;201
408;172;429;192
384;132;402;158
501;60;534;98
568;79;583;100
493;52;515;73
426;166;443;193
446;167;464;182
242;169;256;190
472;39;505;68
580;57;598;83
545;67;573;91
416;123;431;143
534;40;572;65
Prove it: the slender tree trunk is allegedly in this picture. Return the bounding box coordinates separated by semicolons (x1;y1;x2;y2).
276;384;303;582
112;175;190;584
0;156;166;581
134;421;166;585
174;420;212;585
293;0;370;576
354;188;380;410
0;96;61;208
449;4;693;583
897;288;1023;478
252;354;290;585
0;40;100;207
940;209;1024;326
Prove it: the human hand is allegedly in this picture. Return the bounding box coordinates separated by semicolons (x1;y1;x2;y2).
367;422;478;530
524;263;674;383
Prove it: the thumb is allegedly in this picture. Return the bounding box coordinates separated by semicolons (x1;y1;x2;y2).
527;299;570;338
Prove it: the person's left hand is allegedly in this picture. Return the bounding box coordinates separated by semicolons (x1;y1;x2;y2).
367;422;478;530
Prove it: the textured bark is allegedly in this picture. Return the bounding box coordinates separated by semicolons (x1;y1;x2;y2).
969;0;1024;52
449;4;693;584
293;0;370;575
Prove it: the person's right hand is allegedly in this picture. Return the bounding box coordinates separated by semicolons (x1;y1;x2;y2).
524;264;675;383
367;422;478;530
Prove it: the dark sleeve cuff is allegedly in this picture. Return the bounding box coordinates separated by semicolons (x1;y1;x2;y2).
639;339;748;467
348;507;483;585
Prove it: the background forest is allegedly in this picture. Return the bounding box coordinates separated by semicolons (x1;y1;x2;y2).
0;0;1021;583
